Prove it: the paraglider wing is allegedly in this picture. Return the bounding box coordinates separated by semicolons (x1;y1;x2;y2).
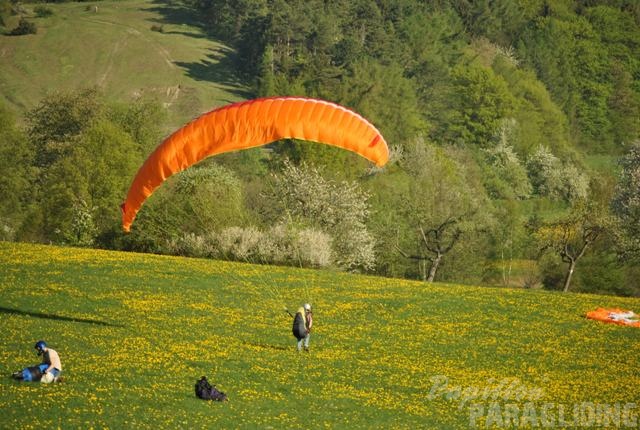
121;97;388;232
586;308;640;327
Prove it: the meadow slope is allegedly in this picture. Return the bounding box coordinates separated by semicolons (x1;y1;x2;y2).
0;0;249;127
1;242;639;429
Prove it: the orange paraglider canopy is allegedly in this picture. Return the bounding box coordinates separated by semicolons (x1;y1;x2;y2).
121;97;389;232
585;308;640;327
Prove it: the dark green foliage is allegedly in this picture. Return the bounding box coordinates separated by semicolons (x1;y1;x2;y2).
3;0;640;295
517;5;640;152
337;59;427;146
521;16;611;146
0;0;11;28
0;103;33;241
608;62;640;147
450;0;540;46
108;98;167;156
195;0;639;158
27;88;104;168
40;120;142;244
190;0;263;41
443;62;515;146
491;55;572;157
574;251;636;296
34;6;54;18
538;253;566;291
19;89;162;245
611;141;640;262
8;17;36;35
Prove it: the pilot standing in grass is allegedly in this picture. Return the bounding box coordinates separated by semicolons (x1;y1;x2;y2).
292;303;313;352
35;340;62;383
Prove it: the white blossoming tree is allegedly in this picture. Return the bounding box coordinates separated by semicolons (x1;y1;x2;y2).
264;160;376;272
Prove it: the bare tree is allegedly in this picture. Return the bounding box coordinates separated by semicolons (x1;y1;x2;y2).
534;203;608;292
396;217;462;282
393;139;493;283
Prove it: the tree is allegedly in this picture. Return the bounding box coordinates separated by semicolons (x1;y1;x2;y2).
41;119;142;243
611;141;640;261
534;202;608;292
394;140;493;282
518;14;616;150
608;62;640;147
171;164;246;233
26;88;103;169
444;62;515;146
22;89;166;244
451;0;531;46
587;6;640;147
262;159;376;271
8;18;37;35
488;199;532;287
491;52;573;157
338;59;427;147
67;199;98;247
123;163;248;254
0;104;33;240
108;98;166;156
398;7;466;139
396;216;463;282
526;145;589;201
195;0;266;41
0;0;11;28
482;119;532;200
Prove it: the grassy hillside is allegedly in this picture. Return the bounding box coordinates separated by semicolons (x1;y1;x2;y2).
1;242;638;428
0;0;249;127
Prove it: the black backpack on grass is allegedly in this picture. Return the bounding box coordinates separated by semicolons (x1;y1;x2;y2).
195;376;227;401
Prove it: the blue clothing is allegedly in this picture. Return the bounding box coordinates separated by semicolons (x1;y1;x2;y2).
21;364;48;382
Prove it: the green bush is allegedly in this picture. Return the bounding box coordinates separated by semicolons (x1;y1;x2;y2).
8;18;37;35
538;253;564;291
34;6;53;18
574;252;633;296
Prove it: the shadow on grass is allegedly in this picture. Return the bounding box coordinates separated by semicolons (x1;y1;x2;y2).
0;306;124;327
146;0;253;100
146;0;204;28
174;47;252;98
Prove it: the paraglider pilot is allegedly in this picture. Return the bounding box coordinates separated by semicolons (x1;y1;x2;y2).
292;304;313;352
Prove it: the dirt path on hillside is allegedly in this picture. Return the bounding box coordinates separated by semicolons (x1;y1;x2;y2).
97;32;129;87
80;16;176;82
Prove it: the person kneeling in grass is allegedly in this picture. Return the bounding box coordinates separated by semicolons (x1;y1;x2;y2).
35;340;62;383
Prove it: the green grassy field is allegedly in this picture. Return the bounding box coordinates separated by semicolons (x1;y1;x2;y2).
1;242;639;428
0;0;249;127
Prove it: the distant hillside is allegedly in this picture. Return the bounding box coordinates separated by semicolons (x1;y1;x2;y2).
0;0;250;127
2;0;638;296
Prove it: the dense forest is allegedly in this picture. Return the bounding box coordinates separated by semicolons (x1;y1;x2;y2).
1;0;639;295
